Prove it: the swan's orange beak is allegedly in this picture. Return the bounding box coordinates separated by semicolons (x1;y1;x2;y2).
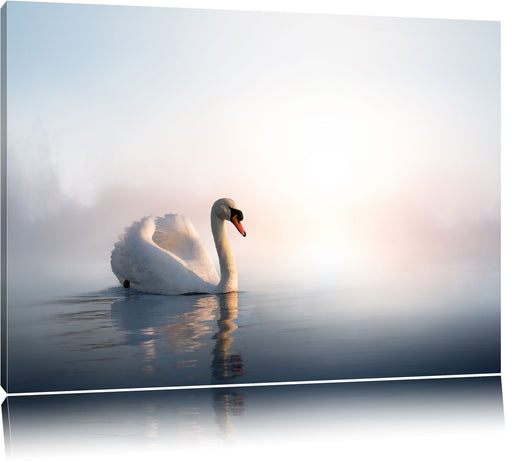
231;216;246;237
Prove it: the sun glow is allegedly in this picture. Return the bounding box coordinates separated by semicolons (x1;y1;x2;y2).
6;3;500;289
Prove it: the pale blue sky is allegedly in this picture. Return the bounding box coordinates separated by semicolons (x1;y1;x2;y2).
6;1;501;287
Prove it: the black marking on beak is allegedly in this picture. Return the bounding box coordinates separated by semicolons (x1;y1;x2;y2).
229;207;246;237
229;207;244;222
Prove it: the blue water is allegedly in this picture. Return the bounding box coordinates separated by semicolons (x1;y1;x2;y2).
6;271;500;393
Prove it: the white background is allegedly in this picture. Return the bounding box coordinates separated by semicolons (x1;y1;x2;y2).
1;1;510;461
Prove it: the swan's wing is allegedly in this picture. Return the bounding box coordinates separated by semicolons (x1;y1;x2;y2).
152;213;219;284
111;215;219;295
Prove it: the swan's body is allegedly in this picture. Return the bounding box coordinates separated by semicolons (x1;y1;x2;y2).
111;198;246;295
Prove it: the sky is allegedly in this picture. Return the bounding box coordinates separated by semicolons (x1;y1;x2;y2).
5;1;501;292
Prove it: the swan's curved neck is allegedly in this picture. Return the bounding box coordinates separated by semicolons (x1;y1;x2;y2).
211;213;238;293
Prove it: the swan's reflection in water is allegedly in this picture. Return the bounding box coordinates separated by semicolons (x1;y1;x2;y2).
110;291;244;384
211;293;244;382
110;292;247;440
2;377;505;460
110;293;218;355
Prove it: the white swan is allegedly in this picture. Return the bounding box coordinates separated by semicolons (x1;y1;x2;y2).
111;198;246;295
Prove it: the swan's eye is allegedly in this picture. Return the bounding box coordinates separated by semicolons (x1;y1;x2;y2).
229;207;243;221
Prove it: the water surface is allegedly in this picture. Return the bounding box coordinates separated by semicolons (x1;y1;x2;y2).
7;271;500;393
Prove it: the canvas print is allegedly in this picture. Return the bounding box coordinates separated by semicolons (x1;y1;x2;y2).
1;2;500;393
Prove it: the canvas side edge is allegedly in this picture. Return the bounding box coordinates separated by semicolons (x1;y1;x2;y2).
1;2;7;393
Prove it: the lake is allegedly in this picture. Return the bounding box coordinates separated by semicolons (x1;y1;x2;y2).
6;268;500;393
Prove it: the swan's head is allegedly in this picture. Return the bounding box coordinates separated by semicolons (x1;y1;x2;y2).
212;198;246;237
